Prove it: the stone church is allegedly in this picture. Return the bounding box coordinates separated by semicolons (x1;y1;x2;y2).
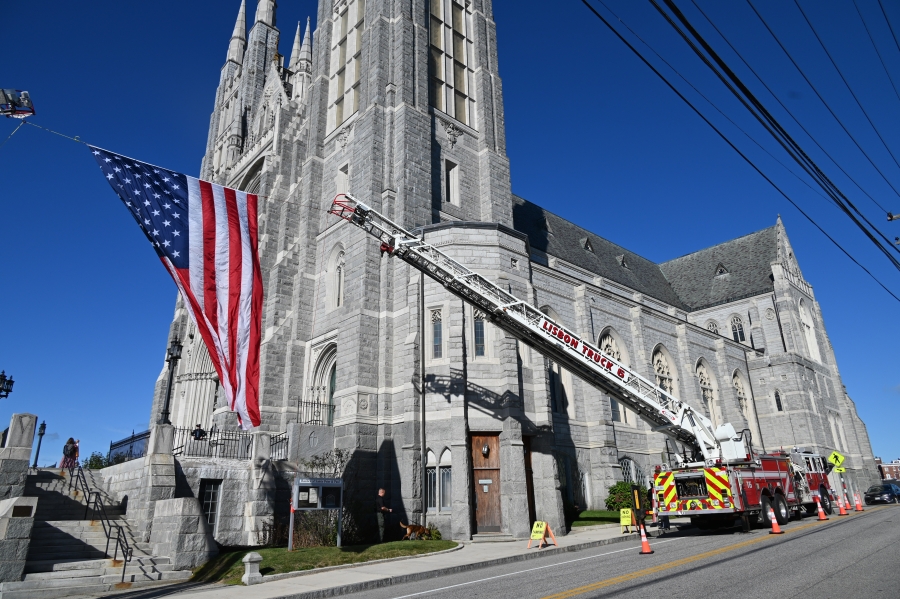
144;0;878;542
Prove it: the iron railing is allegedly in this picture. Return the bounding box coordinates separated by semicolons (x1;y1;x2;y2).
270;432;288;461
107;430;150;464
297;400;335;426
68;466;132;582
172;426;253;460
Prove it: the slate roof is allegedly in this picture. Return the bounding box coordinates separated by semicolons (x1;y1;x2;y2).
511;195;778;312
659;226;778;311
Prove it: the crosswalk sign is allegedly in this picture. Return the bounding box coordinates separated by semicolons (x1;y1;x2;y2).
828;451;845;467
834;466;846;473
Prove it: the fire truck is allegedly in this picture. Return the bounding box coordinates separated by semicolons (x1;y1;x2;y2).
328;195;836;531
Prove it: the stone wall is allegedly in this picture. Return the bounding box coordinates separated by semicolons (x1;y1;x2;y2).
0;496;36;582
0;414;37;501
148;498;218;570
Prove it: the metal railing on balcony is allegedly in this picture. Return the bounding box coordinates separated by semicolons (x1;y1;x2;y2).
107;430;151;464
270;432;288;461
173;426;253;460
297;400;335;426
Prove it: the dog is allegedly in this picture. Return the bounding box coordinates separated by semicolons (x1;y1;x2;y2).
399;522;431;540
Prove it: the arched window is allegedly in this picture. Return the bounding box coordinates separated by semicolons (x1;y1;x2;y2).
439;449;452;511
798;299;821;362
306;344;337;425
600;328;631;424
696;360;719;427
652;346;677;397
425;450;437;511
706;321;719;334
774;390;784;412
731;316;745;343
733;370;760;446
473;309;486;357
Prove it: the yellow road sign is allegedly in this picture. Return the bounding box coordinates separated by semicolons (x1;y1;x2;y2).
834;466;846;473
530;521;547;540
828;451;845;467
620;508;633;526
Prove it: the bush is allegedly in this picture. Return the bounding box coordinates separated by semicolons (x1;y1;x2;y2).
605;481;642;511
82;452;107;470
426;523;442;540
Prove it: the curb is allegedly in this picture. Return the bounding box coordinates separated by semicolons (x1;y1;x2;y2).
243;532;640;599
260;542;466;583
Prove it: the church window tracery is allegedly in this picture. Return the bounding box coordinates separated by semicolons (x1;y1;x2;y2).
696;359;719;427
652;346;676;396
430;0;476;127
329;0;365;132
706;320;719;334
600;329;633;425
731;315;745;343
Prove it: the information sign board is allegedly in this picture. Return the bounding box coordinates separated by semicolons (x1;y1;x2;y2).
290;476;344;550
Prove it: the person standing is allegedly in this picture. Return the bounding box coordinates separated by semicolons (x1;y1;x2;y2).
375;488;392;543
59;438;78;469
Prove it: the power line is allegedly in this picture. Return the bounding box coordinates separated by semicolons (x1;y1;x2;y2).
792;0;900;188
854;0;900;109
577;0;900;302
653;0;900;268
690;0;893;216
878;0;900;62
747;0;900;204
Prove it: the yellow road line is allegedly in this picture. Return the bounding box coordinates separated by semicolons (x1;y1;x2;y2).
540;509;878;599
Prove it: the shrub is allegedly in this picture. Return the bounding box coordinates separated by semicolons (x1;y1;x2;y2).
605;481;640;511
82;452;107;470
426;523;442;540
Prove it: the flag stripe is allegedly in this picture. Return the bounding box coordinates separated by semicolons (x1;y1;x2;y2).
187;177;204;312
200;180;219;337
245;192;263;426
224;186;243;419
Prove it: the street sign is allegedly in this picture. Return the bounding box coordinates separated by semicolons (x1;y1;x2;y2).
828;451;845;467
530;521;547;540
526;521;557;549
620;508;634;533
834;467;846;473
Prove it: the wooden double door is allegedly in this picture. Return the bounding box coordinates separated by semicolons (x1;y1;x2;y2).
471;433;501;533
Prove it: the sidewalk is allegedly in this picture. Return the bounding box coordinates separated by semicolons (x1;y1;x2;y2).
132;523;660;599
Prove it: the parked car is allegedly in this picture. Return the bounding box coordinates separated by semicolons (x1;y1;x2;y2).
864;484;900;504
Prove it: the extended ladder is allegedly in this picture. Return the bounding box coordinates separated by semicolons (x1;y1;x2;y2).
329;194;749;465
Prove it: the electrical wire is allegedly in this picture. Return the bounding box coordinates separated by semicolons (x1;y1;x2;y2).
793;0;900;180
747;0;900;203
854;0;900;108
578;0;900;302
691;0;892;216
878;0;900;65
653;0;900;268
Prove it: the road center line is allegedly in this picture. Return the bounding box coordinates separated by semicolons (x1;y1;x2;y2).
539;518;841;599
387;538;684;599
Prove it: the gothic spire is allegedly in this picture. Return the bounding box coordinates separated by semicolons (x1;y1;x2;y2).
290;17;312;70
227;0;247;65
255;0;277;27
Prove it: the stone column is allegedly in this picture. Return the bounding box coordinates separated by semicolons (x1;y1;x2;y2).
136;424;177;542
244;431;274;545
149;497;218;570
0;496;37;582
0;413;37;500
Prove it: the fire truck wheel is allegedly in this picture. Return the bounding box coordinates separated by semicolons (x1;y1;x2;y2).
773;495;790;525
819;488;834;515
756;496;773;527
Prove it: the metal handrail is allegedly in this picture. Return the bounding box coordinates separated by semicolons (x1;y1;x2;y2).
68;466;132;582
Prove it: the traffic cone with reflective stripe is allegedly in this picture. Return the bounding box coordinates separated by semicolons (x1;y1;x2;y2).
767;506;784;535
638;522;654;554
815;495;829;521
854;493;864;512
837;496;848;516
844;492;852;510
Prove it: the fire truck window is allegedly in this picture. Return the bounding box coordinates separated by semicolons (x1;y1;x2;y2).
804;457;812;471
675;476;708;499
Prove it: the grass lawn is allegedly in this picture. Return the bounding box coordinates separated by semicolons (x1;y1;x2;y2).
570;510;621;527
192;540;458;585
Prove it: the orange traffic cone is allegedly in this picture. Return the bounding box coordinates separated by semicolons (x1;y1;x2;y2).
844;493;852;510
815;495;829;521
837;496;848;516
638;522;654;554
854;493;864;512
767;506;784;535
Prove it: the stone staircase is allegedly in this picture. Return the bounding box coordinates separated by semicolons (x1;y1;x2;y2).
0;468;193;599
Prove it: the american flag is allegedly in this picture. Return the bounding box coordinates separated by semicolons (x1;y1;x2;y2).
89;146;262;429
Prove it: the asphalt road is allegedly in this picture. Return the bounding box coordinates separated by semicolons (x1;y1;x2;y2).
342;505;900;599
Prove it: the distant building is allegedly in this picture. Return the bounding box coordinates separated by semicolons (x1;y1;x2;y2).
134;0;878;544
877;458;900;480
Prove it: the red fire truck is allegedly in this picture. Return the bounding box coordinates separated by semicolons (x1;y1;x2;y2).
655;447;835;529
329;195;838;532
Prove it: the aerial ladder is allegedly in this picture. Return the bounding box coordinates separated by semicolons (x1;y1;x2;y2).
329;194;753;468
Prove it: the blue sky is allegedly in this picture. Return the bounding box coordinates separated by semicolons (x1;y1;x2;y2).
1;1;898;465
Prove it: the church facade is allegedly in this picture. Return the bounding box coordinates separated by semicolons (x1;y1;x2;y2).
149;0;879;542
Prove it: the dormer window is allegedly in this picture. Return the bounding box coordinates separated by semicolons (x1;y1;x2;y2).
581;238;594;253
616;254;629;269
715;263;728;276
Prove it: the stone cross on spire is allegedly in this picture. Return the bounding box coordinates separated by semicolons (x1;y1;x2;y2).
227;0;247;65
255;0;277;27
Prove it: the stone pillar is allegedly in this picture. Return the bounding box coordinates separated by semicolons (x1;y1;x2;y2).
0;413;37;500
136;424;177;543
0;496;37;582
530;432;567;536
149;498;218;569
241;552;263;585
244;431;274;545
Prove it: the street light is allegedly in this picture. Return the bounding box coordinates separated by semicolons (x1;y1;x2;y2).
158;337;183;425
0;371;14;399
32;421;46;468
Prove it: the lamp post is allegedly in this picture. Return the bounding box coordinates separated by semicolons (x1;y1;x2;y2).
158;337;183;425
32;421;46;468
0;371;14;399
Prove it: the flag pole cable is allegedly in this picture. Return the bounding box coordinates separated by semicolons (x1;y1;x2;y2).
0;120;26;150
23;120;85;144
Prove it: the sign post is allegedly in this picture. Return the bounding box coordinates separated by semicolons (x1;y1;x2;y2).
290;476;344;548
